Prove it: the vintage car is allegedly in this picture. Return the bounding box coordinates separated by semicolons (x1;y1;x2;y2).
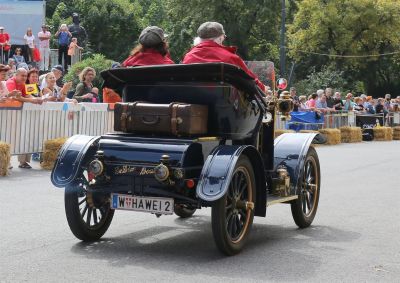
51;62;322;255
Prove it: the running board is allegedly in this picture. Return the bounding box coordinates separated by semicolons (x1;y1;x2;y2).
267;195;298;206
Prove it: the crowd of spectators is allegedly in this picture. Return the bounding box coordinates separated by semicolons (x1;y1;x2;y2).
1;25;83;72
275;87;400;115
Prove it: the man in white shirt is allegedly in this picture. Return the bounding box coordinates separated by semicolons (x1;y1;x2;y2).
38;25;51;71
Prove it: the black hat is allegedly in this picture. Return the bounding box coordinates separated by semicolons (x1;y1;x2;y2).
197;22;225;39
139;26;167;47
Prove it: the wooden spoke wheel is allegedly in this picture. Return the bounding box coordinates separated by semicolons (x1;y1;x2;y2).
211;155;255;255
291;147;320;228
64;172;114;241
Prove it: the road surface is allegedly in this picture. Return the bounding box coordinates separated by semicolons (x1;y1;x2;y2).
1;141;399;282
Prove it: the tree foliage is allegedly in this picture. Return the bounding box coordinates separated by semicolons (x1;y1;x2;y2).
288;0;400;96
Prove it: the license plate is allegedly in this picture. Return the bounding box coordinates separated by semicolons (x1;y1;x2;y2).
111;194;174;215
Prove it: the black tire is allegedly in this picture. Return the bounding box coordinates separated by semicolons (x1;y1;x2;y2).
291;147;320;228
174;204;197;218
64;182;114;241
211;155;256;256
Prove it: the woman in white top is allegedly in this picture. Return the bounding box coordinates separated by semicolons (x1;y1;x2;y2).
23;28;35;63
41;72;76;103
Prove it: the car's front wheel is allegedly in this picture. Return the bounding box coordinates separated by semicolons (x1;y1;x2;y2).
64;176;114;241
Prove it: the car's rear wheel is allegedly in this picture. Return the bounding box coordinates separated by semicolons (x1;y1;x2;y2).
211;155;255;256
64;173;114;241
174;204;196;218
291;147;320;228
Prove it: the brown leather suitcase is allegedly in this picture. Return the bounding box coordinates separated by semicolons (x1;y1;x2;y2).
114;102;208;136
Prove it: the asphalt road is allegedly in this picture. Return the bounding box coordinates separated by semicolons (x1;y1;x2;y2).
1;141;399;282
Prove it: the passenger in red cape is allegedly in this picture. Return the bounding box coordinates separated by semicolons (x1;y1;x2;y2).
122;26;174;67
183;22;266;92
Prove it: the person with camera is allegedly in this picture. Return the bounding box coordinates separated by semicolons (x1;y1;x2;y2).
55;24;72;72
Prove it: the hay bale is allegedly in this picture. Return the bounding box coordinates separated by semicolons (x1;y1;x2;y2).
41;138;67;170
299;130;319;134
274;129;295;138
0;141;11;176
393;127;400;140
373;127;393;141
318;129;341;145
340;127;362;143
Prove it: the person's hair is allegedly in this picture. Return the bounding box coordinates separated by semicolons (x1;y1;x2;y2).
79;67;96;82
15;48;22;53
299;95;306;102
130;41;168;57
26;28;32;36
354;97;361;103
26;69;39;83
60;24;68;29
311;93;318;99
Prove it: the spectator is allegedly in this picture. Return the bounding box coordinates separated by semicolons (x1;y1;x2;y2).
365;96;375;114
122;26;174;67
13;48;26;66
23;28;35;63
182;22;265;92
6;58;16;79
0;27;11;63
38;25;51;71
41;72;74;103
26;69;41;97
39;65;64;89
375;98;386;115
73;67;99;102
384;94;392;112
316;89;324;98
55;24;72;72
298;95;309;111
6;68;43;169
68;37;83;67
343;93;354;111
325;87;335;108
316;94;335;112
333;92;344;110
306;93;318;109
290;87;300;111
353;97;365;113
0;64;20;101
6;68;42;104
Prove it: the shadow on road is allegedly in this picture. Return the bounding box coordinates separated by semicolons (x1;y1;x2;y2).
70;215;360;281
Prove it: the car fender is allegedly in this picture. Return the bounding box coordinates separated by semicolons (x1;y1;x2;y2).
196;145;266;216
51;135;100;188
273;133;318;194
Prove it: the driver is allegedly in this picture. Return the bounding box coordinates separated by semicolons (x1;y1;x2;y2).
183;22;265;92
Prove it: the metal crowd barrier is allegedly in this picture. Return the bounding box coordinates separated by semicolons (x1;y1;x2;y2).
274;111;399;130
0;102;114;155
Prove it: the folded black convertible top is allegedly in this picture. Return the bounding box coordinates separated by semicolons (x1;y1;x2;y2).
101;63;258;94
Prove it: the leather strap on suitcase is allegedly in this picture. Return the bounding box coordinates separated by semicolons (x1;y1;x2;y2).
120;104;128;132
170;103;184;135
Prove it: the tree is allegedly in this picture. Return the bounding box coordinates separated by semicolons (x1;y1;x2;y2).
164;0;281;62
288;0;400;96
72;0;144;61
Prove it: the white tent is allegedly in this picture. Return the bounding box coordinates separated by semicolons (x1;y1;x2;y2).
0;0;45;46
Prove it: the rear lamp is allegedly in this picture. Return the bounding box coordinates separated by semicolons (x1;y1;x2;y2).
154;164;170;182
186;179;195;189
88;159;104;176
